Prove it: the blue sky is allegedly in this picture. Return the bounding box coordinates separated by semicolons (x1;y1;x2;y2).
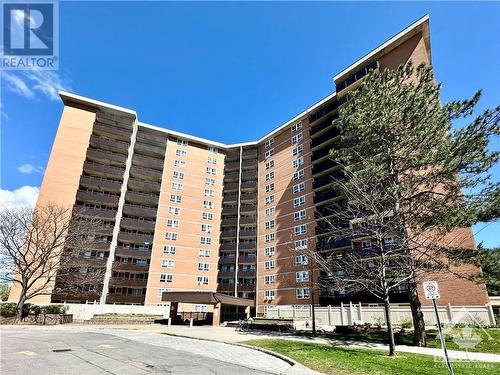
1;1;499;246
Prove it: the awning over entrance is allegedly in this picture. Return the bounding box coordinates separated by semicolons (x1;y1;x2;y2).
161;291;255;307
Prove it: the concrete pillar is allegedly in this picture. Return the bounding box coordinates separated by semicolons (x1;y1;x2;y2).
212;302;221;326
348;301;353;325
328;305;332;326
487;304;496;326
168;317;172;327
189;318;194;328
340;302;344;325
447;303;453;323
245;306;251;319
358;302;363;321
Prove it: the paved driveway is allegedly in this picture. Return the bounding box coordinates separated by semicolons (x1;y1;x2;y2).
0;326;292;375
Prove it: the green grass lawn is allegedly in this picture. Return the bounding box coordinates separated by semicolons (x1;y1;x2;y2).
295;327;500;354
244;339;500;375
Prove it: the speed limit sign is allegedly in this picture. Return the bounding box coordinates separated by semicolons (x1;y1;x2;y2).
423;281;440;300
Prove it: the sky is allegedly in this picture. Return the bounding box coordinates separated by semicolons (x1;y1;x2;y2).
1;1;499;246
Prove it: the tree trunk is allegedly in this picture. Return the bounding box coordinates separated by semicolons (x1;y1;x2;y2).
408;277;427;346
383;295;396;356
15;294;27;323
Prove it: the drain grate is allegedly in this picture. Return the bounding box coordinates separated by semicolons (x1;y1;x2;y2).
52;349;72;353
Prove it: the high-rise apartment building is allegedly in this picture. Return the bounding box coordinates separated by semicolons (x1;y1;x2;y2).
9;16;489;317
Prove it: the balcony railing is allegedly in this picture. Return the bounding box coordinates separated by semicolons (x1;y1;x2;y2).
310;129;341;151
239;229;256;238
125;191;159;206
218;257;237;265
241;160;257;169
134;142;165;158
223;193;238;203
76;206;117;220
314;189;340;204
312;160;341;176
79;175;122;193
237;256;257;264
129;165;162;182
76;189;120;206
225;161;239;171
132;154;164;171
238;242;256;250
316;237;351;251
217;271;235;278
93;122;132;142
222;207;238;216
118;232;154;244
223;183;239;192
89;134;129;155
114;246;152;258
240;206;256;214
224;172;239;182
122;204;157;219
120;217;155;231
219;243;237;251
86;148;127;166
240;181;257;190
240;192;257;202
310;118;334;137
335;60;379;92
308;99;339;124
220;230;237;239
105;294;145;304
109;278;148;288
112;262;149;272
237;270;256;277
239;217;256;225
127;178;161;193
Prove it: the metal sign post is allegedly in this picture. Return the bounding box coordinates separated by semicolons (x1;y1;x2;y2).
423;281;454;375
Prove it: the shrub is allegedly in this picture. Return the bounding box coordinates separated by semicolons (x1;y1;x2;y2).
42;304;69;314
400;319;413;329
0;303;17;317
29;305;42;315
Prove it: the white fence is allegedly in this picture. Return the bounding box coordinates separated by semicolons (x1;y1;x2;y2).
265;303;497;327
64;302;170;320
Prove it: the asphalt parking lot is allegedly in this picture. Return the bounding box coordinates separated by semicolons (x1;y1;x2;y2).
0;327;288;375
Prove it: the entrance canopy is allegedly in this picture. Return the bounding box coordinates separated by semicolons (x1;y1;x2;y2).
162;291;255;307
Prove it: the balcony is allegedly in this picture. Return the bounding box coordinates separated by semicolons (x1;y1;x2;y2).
312;160;341;177
93;122;132;142
127;178;161;194
132;154;164;171
310;118;335;138
223;183;239;193
237;256;256;264
122;204;157;219
241;160;257;170
89;134;129;155
224;172;239;182
218;257;237;265
240;206;256;214
80;175;122;193
314;189;340;204
96;111;135;128
118;231;154;244
83;161;125;180
242;149;258;160
222;207;238;216
76;189;120;206
240;181;257;190
134;142;165;158
239;217;256;225
309;99;339;124
237;285;255;292
109;278;148;288
239;229;256;238
76;206;117;220
310;129;341;152
136;129;168;145
217;284;235;293
105;294;145;304
86;148;127;166
217;271;235;278
226;150;240;161
311;147;332;162
225;161;239;171
125;191;159;206
112;262;149;272
220;230;237;239
316;237;351;251
221;217;237;227
238;242;256;250
223;193;238;203
129;165;162;182
219;243;237;251
335;60;379;93
240;192;257;202
237;270;256;277
120;217;155;231
114;246;152;258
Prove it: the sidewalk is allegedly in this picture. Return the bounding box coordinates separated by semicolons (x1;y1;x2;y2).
100;324;500;363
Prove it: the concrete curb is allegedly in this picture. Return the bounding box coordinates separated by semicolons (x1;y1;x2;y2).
162;332;324;374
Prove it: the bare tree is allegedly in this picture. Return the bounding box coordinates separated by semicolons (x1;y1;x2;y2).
0;204;106;322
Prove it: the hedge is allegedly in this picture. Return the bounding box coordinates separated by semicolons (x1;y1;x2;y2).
0;303;69;317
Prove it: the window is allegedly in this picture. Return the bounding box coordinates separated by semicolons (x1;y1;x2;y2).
295;255;308;265
161;259;175;268
295;239;308;250
206;167;216;175
296;288;310;299
196;276;209;285
362;240;372;249
172;182;183;191
170;195;181;203
293;169;304;180
198;263;210;271
265;246;275;256
203;200;214;209
177;139;188;146
294;224;307;236
201;224;213;232
265;183;274;193
265;138;274;148
195;304;208;312
167;219;179;228
265;290;276;300
265;160;274;169
292;157;304;168
294;209;306;221
200;236;212;245
265;275;276;284
384;237;395;245
291;121;302;132
293;195;306;207
208;146;218;154
169;206;181;215
265;233;275;243
96;251;105;259
205;178;216;185
264;149;274;159
265;220;275;230
165;232;178;241
292;145;304;156
199;249;210;257
175;149;187;157
202;212;213;220
265;207;275;217
293;182;305;193
204;189;215;197
157;288;169;297
265;172;274;181
265;195;274;205
173;171;184;179
291;133;303;144
160;274;173;283
296;271;309;283
207;156;217;164
265;260;276;270
163;245;176;254
174;160;186;168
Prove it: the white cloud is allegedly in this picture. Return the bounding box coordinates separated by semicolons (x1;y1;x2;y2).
0;186;40;210
18;163;44;174
2;70;71;102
